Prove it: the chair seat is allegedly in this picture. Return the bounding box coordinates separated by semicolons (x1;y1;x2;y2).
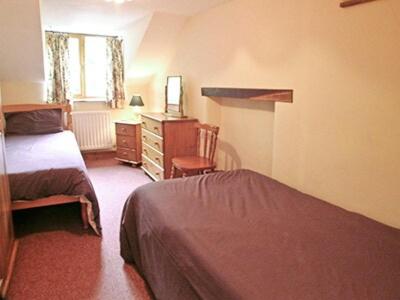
172;156;216;171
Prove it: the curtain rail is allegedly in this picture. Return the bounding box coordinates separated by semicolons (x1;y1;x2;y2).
45;30;119;38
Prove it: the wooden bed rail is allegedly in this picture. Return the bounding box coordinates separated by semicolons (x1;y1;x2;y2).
2;101;73;131
12;196;89;230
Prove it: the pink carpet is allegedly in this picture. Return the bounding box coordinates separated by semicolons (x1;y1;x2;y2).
8;159;153;300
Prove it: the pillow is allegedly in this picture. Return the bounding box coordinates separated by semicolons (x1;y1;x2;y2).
5;109;64;135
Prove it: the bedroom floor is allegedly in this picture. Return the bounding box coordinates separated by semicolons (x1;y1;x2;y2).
7;158;153;300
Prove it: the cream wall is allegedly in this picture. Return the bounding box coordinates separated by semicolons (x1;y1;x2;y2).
125;12;188;112
0;81;45;105
271;0;400;228
149;0;400;228
0;0;46;104
122;14;153;113
0;0;45;81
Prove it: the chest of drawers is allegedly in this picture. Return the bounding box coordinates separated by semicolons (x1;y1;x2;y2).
141;113;198;181
115;121;142;165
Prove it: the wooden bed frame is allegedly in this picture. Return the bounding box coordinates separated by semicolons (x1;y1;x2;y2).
2;102;73;131
2;102;89;229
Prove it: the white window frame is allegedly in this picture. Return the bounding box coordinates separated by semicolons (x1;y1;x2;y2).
69;34;107;102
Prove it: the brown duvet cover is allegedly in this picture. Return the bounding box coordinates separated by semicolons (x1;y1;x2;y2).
6;131;101;234
120;169;400;300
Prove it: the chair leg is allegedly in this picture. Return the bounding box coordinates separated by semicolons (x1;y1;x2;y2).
203;169;211;175
170;164;176;179
80;203;89;230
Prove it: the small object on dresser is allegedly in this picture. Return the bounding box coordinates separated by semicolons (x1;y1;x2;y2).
115;120;142;166
129;95;144;118
129;95;144;107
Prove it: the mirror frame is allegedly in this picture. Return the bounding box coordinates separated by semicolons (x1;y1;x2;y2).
165;75;184;117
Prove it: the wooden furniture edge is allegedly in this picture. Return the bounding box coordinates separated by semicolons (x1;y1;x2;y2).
12;195;88;229
83;149;116;161
142;165;162;181
340;0;377;7
142;128;164;141
201;87;293;103
115;157;142;165
142;140;163;156
0;240;18;299
142;153;165;171
11;194;81;211
141;113;197;123
2;101;73;131
114;120;142;125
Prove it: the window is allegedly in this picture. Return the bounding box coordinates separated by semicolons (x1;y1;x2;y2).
68;35;107;100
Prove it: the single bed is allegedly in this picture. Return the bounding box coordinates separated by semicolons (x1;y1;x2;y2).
3;103;101;235
120;169;400;300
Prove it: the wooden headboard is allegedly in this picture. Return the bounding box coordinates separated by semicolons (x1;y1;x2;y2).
2;102;73;131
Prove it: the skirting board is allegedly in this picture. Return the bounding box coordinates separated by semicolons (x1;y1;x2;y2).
0;240;18;299
82;149;116;161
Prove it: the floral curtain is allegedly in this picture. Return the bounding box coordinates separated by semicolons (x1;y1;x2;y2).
46;32;71;103
106;37;125;109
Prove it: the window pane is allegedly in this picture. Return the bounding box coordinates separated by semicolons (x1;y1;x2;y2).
85;37;107;98
68;37;81;96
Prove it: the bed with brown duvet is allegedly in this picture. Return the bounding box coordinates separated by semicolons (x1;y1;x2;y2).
120;169;400;300
4;107;101;234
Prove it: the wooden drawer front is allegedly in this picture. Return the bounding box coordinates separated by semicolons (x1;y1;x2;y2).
116;147;137;162
142;129;163;153
141;117;163;137
142;143;164;168
142;155;164;181
117;135;135;149
116;124;136;137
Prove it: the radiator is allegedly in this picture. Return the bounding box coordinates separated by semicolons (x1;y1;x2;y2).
72;111;113;151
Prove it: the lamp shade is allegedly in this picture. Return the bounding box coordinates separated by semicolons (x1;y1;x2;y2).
129;95;144;107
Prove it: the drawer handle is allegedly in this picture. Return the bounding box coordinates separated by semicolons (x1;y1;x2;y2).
143;149;148;154
155;157;161;162
154;142;160;148
122;128;127;132
141;121;146;126
153;126;159;131
122;139;126;143
143;135;147;140
143;163;148;168
122;152;127;156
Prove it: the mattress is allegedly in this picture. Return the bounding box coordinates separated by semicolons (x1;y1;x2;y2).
6;131;101;234
120;169;400;300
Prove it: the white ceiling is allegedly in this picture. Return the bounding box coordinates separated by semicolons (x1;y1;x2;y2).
41;0;230;35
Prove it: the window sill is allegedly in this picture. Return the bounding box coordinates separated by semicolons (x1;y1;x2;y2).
73;98;107;103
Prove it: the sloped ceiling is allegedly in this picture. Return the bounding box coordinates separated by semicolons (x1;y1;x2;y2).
41;0;230;35
0;0;45;81
123;12;188;82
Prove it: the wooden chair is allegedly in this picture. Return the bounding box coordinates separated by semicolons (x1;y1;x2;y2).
170;123;219;178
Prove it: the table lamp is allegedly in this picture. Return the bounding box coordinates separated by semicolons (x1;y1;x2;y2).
129;95;144;119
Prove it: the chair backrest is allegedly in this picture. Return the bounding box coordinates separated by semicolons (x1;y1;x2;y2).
195;123;219;161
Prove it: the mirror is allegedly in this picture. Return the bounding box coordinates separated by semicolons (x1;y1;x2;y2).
165;76;184;117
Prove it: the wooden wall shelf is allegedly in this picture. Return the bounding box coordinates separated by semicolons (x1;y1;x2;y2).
201;87;293;103
340;0;377;8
